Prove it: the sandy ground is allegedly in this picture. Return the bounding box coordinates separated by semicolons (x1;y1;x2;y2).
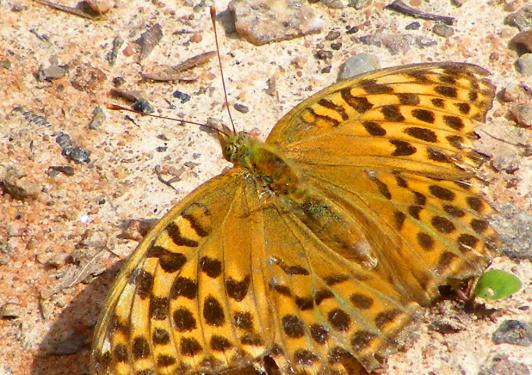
0;0;530;374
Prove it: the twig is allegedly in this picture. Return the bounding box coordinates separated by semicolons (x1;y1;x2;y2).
154;165;179;191
386;0;455;25
33;0;98;20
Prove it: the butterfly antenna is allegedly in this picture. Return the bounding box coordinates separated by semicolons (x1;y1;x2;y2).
106;104;230;137
210;6;237;134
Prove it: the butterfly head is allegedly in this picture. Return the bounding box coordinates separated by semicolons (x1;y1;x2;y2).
219;130;259;169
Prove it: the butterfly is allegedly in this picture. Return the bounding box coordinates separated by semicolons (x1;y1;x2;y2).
91;62;498;375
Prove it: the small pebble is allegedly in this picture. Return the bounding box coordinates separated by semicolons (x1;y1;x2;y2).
0;255;9;266
405;21;421;30
0;59;11;69
156;146;167;152
505;5;532;32
47;254;69;268
325;30;341;41
173;90;191;104
320;0;349;9
510;30;532;53
229;0;322;45
85;0;113;14
432;23;454;37
37;64;67;81
11;106;49;126
64;147;91;163
88;106;106;130
135;23;163;60
1;167;40;200
133;99;154;113
346;25;358;34
357;33;413;55
70;63;106;92
315;50;333;60
331;42;342;50
112;76;126;87
415;36;437;48
11;3;27;11
7;223;18;236
516;53;532;76
55;132;73;150
509;103;532;128
234;103;249;113
491;155;520;174
47;165;75;177
452;0;467;7
0;242;13;254
0;303;21;319
429;318;465;334
338;53;380;81
107;36;124;66
189;32;202;43
479;354;529;375
500;82;521;102
352;0;371;9
265;77;277;97
492;320;532;346
320;66;331;74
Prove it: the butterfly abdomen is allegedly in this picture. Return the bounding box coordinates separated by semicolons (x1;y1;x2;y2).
281;189;380;270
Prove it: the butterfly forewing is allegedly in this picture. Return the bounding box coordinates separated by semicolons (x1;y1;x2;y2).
267;62;494;146
267;63;497;306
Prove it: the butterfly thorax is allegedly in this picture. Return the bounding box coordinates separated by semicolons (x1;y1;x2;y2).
221;131;299;195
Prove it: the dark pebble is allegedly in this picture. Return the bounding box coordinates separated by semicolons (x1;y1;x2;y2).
1;60;11;69
112;77;126;87
64;147;91;163
173;90;191;104
432;23;454;37
325;30;341;41
133;99;154;113
315;50;333;60
48;165;75;176
492;320;531;346
331;42;342;50
234;103;249;113
346;25;359;34
55;132;73;150
88;106;106;130
37;64;67;82
406;21;421;30
12;106;49;127
479;354;530;375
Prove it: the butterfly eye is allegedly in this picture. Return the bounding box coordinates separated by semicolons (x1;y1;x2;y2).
224;144;242;164
224;144;234;157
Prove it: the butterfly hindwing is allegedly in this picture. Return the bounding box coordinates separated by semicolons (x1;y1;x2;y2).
91;171;274;375
261;204;420;373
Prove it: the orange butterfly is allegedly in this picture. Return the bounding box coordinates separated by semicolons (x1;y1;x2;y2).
91;62;497;374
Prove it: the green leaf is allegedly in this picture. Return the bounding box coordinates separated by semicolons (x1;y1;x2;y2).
473;269;522;300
